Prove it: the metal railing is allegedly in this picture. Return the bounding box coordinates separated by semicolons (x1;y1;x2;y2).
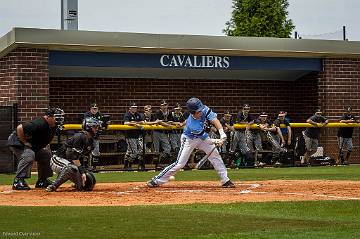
63;122;360;131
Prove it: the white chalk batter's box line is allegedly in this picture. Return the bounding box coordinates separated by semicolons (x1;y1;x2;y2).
112;183;360;201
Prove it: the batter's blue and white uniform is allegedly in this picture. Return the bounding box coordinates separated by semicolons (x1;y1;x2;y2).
151;106;230;185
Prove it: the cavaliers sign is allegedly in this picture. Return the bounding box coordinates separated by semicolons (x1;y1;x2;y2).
160;55;230;69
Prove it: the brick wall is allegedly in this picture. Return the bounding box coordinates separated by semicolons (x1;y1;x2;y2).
0;48;49;122
318;58;360;162
49;76;318;123
2;47;358;162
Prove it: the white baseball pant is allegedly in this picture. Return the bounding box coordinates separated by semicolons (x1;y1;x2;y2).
152;134;230;185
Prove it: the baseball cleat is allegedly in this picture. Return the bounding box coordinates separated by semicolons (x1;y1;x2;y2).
35;178;53;188
222;180;235;188
45;185;57;192
146;180;159;188
12;178;30;190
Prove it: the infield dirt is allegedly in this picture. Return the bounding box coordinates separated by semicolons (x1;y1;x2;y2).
1;180;359;206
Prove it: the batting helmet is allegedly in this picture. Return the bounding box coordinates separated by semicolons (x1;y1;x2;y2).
186;98;205;114
83;171;96;191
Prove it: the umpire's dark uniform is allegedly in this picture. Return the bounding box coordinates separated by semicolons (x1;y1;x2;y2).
8;115;56;190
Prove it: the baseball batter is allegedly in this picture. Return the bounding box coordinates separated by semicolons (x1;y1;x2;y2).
147;97;235;188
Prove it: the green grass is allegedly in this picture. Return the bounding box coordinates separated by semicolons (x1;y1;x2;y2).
0;201;360;239
1;164;360;185
1;166;360;238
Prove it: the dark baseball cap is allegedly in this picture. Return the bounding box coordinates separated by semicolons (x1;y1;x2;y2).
129;102;138;108
174;103;182;110
224;110;232;116
160;99;168;106
278;111;286;117
260;112;268;117
315;107;322;114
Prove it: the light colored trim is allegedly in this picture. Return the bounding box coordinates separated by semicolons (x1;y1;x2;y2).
0;29;16;58
1;27;360;59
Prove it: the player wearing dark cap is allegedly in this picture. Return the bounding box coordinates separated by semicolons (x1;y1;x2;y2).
337;106;357;165
233;104;258;165
84;103;102;121
169;103;186;155
7;108;65;190
303;107;329;165
123;102;145;171
217;111;235;164
152;100;174;169
257;112;287;166
273;111;292;147
83;102;103;166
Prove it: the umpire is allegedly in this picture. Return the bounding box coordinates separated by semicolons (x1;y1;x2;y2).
7;108;65;190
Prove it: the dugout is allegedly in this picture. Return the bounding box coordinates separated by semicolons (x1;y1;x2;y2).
0;27;360;165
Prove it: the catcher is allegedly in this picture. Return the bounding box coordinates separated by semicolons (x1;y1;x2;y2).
45;117;99;192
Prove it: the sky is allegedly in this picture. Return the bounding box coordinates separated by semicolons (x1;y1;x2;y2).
0;0;359;41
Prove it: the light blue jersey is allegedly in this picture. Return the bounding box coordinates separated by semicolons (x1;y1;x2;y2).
183;105;217;140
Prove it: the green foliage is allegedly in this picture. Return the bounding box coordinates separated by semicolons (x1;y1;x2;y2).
224;0;295;38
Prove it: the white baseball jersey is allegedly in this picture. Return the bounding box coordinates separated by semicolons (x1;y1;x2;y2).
151;105;230;185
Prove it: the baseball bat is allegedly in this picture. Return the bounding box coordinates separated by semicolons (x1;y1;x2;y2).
195;146;216;169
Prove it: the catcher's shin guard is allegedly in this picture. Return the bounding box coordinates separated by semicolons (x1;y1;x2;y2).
53;165;77;189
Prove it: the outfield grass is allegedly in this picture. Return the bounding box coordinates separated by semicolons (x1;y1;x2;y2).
0;201;359;239
1;166;360;239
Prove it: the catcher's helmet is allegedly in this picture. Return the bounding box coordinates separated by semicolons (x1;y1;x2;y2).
83;117;101;132
83;171;96;191
186;98;205;114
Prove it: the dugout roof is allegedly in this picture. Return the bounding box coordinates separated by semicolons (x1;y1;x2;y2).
1;28;360;80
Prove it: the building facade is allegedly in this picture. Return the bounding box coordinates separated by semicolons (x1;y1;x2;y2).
0;28;359;162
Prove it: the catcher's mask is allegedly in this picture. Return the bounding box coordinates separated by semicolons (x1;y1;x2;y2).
45;107;65;126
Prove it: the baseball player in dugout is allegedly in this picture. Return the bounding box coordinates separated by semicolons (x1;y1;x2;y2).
141;105;159;153
169;103;186;155
302;107;329;165
46;118;100;192
232;104;256;165
7;108;65;190
257;112;286;166
83;103;102;161
337;106;357;165
147;97;235;188
273;111;292;148
153;99;174;169
212;110;235;166
123;102;145;171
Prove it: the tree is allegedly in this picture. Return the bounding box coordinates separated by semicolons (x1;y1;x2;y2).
224;0;295;38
